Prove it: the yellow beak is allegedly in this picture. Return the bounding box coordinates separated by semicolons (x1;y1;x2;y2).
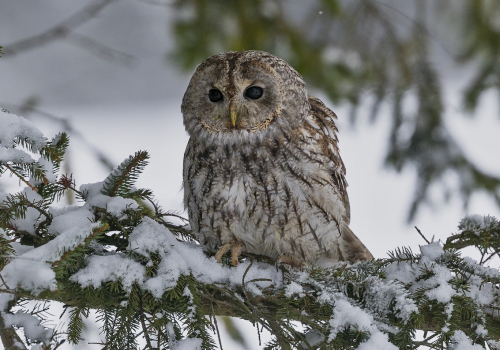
230;103;237;127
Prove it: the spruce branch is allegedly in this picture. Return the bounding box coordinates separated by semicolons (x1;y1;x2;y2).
1;130;499;348
0;192;51;229
16;162;50;187
51;223;109;270
1;163;38;192
67;307;88;344
0;236;15;272
144;197;195;241
40;132;69;172
101;151;150;197
0;288;48;302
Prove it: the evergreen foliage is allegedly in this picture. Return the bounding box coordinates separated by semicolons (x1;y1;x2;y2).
0;114;499;350
170;0;500;220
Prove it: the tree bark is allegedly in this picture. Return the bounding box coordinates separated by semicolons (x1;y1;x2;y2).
0;313;26;350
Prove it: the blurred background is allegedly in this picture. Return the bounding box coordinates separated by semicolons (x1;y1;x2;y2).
1;0;500;348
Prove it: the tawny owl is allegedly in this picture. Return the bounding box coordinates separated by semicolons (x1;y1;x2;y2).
182;50;372;267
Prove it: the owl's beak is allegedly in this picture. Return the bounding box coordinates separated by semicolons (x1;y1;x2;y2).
230;103;238;127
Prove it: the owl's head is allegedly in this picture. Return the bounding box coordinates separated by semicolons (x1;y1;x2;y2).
181;51;309;144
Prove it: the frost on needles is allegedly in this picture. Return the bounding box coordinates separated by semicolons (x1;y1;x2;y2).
0;109;499;350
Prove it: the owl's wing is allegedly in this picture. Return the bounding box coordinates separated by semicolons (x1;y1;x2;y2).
307;95;350;223
339;224;374;261
308;96;373;261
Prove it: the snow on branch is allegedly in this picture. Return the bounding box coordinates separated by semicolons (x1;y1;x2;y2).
0;111;499;349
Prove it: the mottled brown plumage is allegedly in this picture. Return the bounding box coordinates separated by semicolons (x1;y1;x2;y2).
182;51;372;266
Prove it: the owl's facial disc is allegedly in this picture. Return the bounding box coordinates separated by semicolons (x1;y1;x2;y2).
205;61;281;131
200;65;281;131
182;52;292;136
182;51;310;143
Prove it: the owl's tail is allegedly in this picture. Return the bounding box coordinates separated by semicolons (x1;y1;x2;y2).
340;224;374;263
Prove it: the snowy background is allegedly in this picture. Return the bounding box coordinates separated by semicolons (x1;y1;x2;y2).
1;0;500;349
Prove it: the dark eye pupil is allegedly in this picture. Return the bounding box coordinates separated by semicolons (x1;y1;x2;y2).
245;86;263;100
209;89;223;102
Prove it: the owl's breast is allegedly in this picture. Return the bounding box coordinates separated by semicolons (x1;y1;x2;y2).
183;136;348;262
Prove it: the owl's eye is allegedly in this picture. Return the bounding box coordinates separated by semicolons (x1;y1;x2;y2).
245;86;264;100
208;89;223;102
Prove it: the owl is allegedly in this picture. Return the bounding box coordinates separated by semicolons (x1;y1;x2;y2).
182;50;373;267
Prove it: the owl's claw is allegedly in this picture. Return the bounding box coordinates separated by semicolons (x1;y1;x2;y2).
214;241;245;266
231;241;244;266
277;255;307;269
214;243;232;262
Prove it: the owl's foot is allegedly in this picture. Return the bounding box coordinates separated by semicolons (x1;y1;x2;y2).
278;255;307;269
214;241;245;266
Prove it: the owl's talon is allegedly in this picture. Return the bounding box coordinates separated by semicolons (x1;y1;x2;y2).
231;241;244;266
278;255;307;269
214;243;232;263
214;241;245;266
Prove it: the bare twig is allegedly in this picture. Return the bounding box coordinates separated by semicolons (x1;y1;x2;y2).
257;322;262;346
135;0;173;7
242;260;254;291
0;274;10;290
3;0;118;58
480;251;487;265
373;0;453;57
414;226;431;244
481;251;499;266
211;304;223;350
66;31;137;67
